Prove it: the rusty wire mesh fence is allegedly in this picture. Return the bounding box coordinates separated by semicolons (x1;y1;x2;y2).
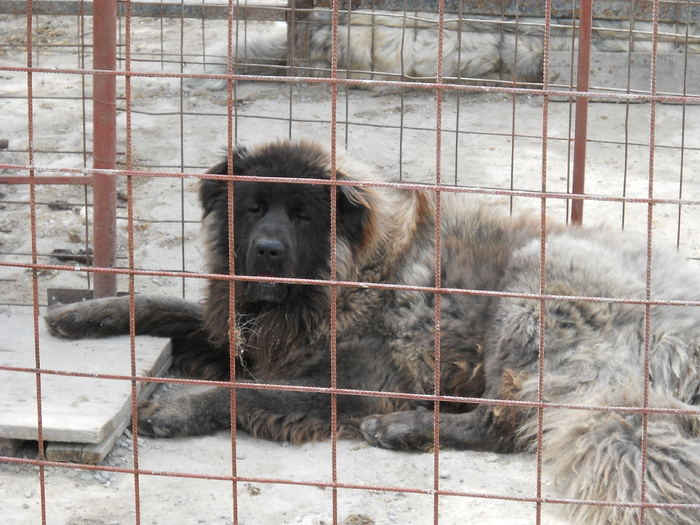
2;0;700;524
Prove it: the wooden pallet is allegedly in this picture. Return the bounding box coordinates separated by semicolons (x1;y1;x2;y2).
0;315;171;464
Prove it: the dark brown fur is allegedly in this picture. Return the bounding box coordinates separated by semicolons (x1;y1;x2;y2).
46;141;700;524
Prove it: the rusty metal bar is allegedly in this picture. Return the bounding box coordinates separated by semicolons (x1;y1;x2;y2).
0;1;287;20
24;0;50;521
313;0;700;22
224;2;241;523
92;0;118;298
432;2;446;524
570;0;593;224
536;0;553;519
10;256;700;306
0;175;94;185
0;65;695;102
639;6;661;521
327;1;341;524
1;0;698;23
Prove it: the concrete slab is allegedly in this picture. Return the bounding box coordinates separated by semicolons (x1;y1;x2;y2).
0;314;171;445
45;411;133;464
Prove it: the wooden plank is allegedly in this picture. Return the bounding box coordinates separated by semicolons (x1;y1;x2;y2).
0;438;21;458
46;404;130;463
47;288;94;305
45;346;171;464
0;315;171;444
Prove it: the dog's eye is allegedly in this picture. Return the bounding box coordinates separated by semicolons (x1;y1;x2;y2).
247;204;263;216
293;211;310;223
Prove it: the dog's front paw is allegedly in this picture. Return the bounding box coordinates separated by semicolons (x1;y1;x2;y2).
45;297;129;338
137;399;184;438
137;391;229;438
44;303;94;338
361;410;435;451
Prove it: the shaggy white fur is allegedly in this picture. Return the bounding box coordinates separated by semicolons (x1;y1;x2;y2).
194;10;700;88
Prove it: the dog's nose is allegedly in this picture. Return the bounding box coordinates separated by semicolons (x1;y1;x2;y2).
255;239;285;260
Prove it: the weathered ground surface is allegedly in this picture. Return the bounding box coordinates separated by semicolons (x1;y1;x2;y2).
2;10;700;525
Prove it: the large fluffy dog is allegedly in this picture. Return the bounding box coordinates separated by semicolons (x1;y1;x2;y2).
196;10;699;89
46;141;700;524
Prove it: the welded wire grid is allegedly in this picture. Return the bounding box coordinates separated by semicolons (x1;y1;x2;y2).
2;0;700;524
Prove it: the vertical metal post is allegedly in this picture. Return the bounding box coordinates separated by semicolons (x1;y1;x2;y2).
92;0;118;297
570;0;593;224
288;0;314;76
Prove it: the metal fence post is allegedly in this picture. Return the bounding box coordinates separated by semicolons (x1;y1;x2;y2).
570;0;593;224
92;0;118;297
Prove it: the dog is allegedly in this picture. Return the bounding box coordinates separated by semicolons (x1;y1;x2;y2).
194;10;698;89
46;140;700;524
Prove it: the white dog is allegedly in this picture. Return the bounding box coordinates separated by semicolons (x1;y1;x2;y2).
193;9;699;89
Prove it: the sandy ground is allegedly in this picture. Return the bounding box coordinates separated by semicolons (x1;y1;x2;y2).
2;10;700;525
2;424;569;525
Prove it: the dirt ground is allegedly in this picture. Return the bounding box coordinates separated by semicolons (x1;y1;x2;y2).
2;10;700;525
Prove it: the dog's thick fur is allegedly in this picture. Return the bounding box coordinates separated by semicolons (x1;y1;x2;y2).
46;141;700;524
196;11;699;89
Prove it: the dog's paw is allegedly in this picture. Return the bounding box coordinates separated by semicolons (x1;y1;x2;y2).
360;410;435;451
44;297;129;339
44;302;94;338
138;394;222;438
137;399;179;438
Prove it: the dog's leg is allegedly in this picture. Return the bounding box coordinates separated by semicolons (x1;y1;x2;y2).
138;387;233;438
45;295;204;339
360;402;526;452
45;294;232;379
139;377;334;443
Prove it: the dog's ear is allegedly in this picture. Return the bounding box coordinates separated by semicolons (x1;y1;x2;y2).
200;148;249;218
200;164;228;219
336;177;371;248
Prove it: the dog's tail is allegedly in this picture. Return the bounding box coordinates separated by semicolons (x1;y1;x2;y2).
534;395;700;525
190;22;288;90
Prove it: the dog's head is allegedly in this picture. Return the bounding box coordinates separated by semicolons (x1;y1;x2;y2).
200;141;372;305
